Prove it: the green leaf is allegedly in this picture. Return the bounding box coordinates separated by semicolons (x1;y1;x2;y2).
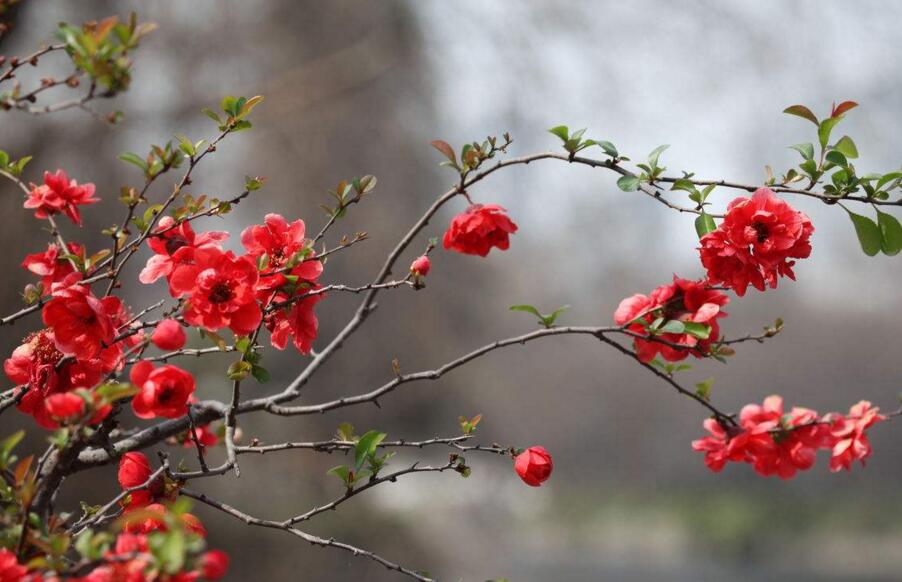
647;144;670;168
596;140;618;157
617;175;640;192
846;210;882;256
429;140;457;165
833;135;859;159
354;431;387;471
789;143;815;161
824;150;848;168
251;365;270;383
327;465;350;483
695;378;714;401
694;213;717;238
226;360;252;381
876;172;902;192
682;321;711;340
152;529;186;574
201;108;221;123
877;210;902;256
509;304;542;319
541;305;570;328
818;117;842;150
118;152;147;171
548;125;569;142
783;104;819;126
657;320;686;335
0;430;24;462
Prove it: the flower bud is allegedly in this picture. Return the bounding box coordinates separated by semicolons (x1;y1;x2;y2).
514;445;553;487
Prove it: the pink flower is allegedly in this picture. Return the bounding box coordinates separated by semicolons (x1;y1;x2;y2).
699;188;813;296
443;204;518;257
514;445;553;487
151;319;186;351
614;277;729;362
130;361;196;419
828;400;885;472
21;242;83;293
169;247;262;336
240;213;323;290
410;255;431;277
23;169;99;225
691;419;749;472
139;215;228;288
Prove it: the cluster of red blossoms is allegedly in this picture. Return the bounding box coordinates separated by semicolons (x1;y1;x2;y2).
692;397;886;478
699;187;814;296
24;170;99;226
0;454;227;582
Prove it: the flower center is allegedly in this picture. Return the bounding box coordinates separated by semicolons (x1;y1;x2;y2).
208;281;234;304
164;235;189;256
753;221;769;243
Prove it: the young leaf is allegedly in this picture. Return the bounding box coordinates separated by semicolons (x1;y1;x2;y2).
818;117;843;150
354;431;387;471
833;135;859;159
783;104;819;126
788;143;815;161
509;304;542;319
682;321;711;340
694;213;717;238
877;210;902;256
647;144;670;168
617;175;640;192
548;125;569;142
831;101;858;118
657;320;686;335
430;140;457;165
846;210;882;256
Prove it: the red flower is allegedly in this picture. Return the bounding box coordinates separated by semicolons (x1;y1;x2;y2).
21;242;83;293
23;169;99;226
151;319;186;351
266;291;323;354
118;451;163;509
240;213;323;290
443;204;518;257
614;277;729;362
169;247;262;336
4;329;112;429
44;392;86;422
691;418;749;472
42;275;122;361
410;255;431;277
130;361;196;419
828;400;885;472
181;512;207;538
738;396;828;479
113;533;149;555
139;215;228;288
199;550;230;580
514;445;553;487
0;549;27;582
699;188;814;296
178;423;219;450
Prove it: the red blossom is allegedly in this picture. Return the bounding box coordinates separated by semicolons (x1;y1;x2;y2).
4;329;113;429
0;549;27;582
443;204;518;257
828;400;886;472
118;451;163;510
41;275;122;361
266;291;323;355
23;169;99;226
139;215;228;288
21;242;83;293
169;247;262;336
692;396;886;478
151;319;186;351
410;255;431;277
699;188;814;296
514;445;553;487
614;276;729;362
44;392;86;421
240;213;323;290
130;361;196;419
199;550;229;580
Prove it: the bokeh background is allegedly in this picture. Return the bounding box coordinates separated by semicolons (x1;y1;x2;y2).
3;1;902;580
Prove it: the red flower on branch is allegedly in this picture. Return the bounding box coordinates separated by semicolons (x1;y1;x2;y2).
0;549;27;582
42;275;122;361
151;318;186;351
118;451;164;510
266;291;323;355
410;255;431;277
514;445;553;487
23;169;99;226
169;247;262;336
443;204;518;257
240;213;323;290
44;392;86;422
21;242;83;293
828;400;886;472
614;276;729;362
200;550;230;580
139;215;228;289
699;188;814;296
129;360;196;419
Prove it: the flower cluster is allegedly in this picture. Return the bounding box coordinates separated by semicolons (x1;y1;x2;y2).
692;396;886;478
614;277;729;362
699;187;814;296
24;169;98;226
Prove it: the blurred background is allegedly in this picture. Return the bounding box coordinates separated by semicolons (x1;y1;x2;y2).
2;1;902;580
